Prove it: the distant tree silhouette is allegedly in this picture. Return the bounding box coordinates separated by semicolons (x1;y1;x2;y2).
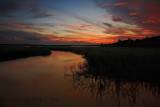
103;36;160;47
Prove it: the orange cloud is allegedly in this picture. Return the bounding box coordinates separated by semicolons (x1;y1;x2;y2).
65;26;159;43
66;30;107;37
38;33;115;44
129;12;140;16
114;2;128;6
63;30;117;43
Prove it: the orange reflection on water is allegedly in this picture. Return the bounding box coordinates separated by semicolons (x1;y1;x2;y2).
0;51;160;107
0;51;85;107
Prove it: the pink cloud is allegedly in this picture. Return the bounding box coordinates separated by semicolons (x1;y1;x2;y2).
129;12;140;16
114;2;128;6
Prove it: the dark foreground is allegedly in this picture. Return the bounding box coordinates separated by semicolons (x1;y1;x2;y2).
1;45;160;82
1;45;160;107
0;45;51;61
1;51;160;107
51;46;160;82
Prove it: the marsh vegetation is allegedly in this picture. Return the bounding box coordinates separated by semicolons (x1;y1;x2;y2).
0;45;51;61
65;62;160;107
1;45;160;81
0;47;160;107
51;46;160;82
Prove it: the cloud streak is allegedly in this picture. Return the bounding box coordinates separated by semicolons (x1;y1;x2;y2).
60;23;99;30
0;0;160;44
0;30;96;45
0;22;44;32
111;17;122;22
0;0;56;19
114;2;129;6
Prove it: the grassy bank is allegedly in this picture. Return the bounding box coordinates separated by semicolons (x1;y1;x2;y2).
1;45;160;81
0;45;51;61
50;46;160;82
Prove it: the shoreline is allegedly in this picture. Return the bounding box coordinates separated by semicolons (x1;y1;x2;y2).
1;45;160;82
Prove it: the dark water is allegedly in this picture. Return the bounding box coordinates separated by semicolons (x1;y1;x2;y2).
0;51;160;107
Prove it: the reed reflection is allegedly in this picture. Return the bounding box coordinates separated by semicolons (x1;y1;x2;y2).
65;61;160;107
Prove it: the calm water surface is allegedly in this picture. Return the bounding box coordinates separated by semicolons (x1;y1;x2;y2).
0;51;160;107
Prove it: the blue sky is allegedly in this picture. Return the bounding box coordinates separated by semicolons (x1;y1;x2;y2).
0;0;160;45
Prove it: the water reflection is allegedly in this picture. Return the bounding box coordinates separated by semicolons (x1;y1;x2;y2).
0;51;160;107
0;51;85;107
65;62;160;107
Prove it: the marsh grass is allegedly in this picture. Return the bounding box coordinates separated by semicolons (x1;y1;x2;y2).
0;45;51;61
51;46;160;81
65;62;160;106
1;45;160;81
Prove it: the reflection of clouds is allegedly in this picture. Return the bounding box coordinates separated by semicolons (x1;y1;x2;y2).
65;62;160;107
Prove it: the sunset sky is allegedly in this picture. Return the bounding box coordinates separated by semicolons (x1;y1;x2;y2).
0;0;160;45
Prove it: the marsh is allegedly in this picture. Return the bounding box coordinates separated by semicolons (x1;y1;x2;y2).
0;50;160;107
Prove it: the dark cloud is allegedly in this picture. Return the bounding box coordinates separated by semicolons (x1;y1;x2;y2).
0;30;49;44
38;23;56;27
0;21;58;32
30;5;56;19
103;23;113;27
0;30;92;45
104;28;125;34
0;22;44;32
31;14;55;18
0;0;55;19
111;17;122;22
115;36;139;40
0;0;33;17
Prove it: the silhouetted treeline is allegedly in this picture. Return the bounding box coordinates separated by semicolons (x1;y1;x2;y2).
0;45;51;61
103;36;160;47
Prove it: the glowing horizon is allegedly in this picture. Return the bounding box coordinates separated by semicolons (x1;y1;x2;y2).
0;0;160;45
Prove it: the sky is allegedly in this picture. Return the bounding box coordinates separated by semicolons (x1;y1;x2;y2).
0;0;160;45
